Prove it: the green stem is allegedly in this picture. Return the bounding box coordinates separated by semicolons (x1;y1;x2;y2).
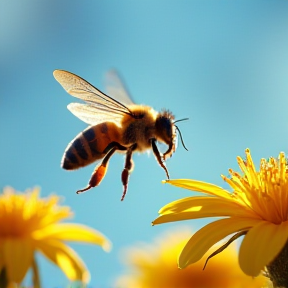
0;268;8;288
32;257;41;288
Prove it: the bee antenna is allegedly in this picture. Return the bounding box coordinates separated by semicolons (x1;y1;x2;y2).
175;125;188;151
173;118;189;124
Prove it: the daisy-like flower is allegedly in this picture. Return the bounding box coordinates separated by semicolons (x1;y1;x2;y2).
0;187;111;287
114;228;270;288
152;149;288;288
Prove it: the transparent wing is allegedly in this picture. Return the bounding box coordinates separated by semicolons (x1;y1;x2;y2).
67;103;123;126
53;70;133;121
104;69;134;105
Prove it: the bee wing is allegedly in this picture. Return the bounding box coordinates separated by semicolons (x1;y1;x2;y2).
53;69;133;117
104;69;135;105
67;103;123;126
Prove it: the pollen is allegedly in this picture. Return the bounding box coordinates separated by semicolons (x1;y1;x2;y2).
224;149;288;224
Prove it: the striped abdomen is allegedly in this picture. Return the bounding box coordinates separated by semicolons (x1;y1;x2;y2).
62;122;121;170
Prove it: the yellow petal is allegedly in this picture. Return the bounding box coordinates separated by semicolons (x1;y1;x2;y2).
163;179;232;199
3;238;33;283
157;197;259;219
33;223;111;252
36;239;90;283
178;217;262;268
239;220;288;277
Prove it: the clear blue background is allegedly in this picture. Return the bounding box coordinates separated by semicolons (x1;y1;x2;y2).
1;1;288;287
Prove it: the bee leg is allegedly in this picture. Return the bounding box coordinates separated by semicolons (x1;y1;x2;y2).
121;144;137;201
151;139;170;179
76;146;118;194
163;142;174;161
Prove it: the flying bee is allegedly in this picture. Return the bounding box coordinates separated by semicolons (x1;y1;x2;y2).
53;69;188;200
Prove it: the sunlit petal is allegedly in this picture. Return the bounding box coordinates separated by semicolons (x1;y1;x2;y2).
33;223;111;252
157;197;259;219
179;217;261;268
3;238;33;283
36;239;90;283
239;221;288;276
163;179;232;199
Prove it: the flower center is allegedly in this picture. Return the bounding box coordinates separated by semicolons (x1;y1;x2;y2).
227;150;288;224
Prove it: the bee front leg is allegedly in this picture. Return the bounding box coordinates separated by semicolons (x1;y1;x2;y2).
163;142;174;161
76;146;118;194
121;143;137;201
151;139;170;179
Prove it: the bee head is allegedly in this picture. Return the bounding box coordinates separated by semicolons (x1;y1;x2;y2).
155;110;176;159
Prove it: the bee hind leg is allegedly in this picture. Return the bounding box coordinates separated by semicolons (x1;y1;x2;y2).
76;146;118;194
121;143;137;201
151;139;170;179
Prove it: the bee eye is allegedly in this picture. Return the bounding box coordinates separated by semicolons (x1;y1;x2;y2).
156;116;172;139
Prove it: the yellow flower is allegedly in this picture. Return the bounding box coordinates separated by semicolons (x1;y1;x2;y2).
0;187;111;285
114;228;270;288
153;149;288;285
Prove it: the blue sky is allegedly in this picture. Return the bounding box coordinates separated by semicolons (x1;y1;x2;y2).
1;1;288;287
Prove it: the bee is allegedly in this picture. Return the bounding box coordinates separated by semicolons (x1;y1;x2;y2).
53;69;188;200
